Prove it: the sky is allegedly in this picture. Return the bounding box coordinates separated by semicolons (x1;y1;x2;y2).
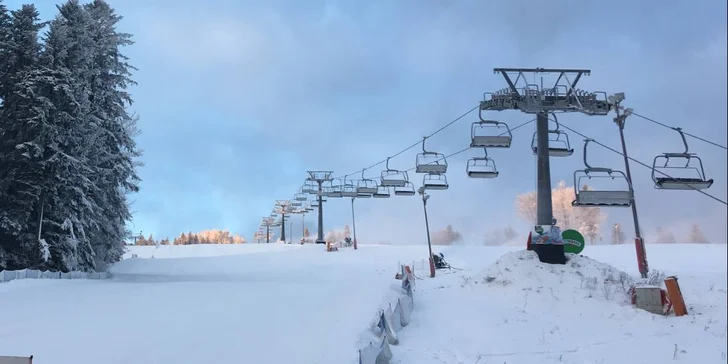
9;0;727;245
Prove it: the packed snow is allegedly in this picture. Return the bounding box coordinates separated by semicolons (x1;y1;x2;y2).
0;243;726;364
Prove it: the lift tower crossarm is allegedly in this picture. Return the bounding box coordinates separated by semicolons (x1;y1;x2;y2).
483;68;608;116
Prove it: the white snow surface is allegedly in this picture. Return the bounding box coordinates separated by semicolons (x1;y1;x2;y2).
1;243;726;364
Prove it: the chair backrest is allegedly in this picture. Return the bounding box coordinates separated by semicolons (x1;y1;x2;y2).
0;356;33;364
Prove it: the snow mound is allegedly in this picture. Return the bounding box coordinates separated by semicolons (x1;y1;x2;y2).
478;250;635;304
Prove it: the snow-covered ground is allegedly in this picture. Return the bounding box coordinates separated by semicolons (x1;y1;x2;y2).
1;243;725;364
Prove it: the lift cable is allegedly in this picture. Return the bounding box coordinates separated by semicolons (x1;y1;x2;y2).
558;121;727;206
619;106;727;151
333;104;480;180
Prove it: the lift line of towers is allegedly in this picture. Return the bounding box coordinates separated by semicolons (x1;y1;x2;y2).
256;68;717;278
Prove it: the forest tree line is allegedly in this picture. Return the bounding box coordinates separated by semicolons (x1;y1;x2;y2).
0;0;140;272
132;229;247;246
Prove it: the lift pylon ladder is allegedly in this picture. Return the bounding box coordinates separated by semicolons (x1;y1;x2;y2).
530;114;574;157
373;185;391;198
380;157;410;187
415;137;448;174
470;108;513;148
652;127;714;190
394;181;416;196
422;173;449;190
572;139;633;207
357;169;378;194
466;148;499;178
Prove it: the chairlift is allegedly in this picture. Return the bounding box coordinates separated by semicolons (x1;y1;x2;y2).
294;191;308;201
394;182;416;196
470;109;513;148
325;180;342;198
530;114;574;157
572;139;633;207
415;137;448;174
357;169;379;194
357;191;373;198
340;177;358;197
651;127;714;190
311;200;320;208
373;186;391;198
380;157;409;187
290;201;302;207
466;148;499;178
302;180;317;194
423;173;449;190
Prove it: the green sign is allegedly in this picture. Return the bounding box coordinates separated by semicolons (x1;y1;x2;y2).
562;229;585;254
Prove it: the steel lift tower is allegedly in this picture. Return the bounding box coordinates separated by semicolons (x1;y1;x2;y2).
274;200;291;242
306;171;333;244
481;68;611;264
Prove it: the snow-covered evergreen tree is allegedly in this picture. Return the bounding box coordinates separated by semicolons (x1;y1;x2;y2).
0;0;141;272
81;0;141;269
0;4;49;269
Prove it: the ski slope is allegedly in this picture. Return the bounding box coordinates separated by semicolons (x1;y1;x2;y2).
0;243;726;364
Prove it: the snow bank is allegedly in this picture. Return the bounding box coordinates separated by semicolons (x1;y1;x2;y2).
479;250;634;304
393;245;727;364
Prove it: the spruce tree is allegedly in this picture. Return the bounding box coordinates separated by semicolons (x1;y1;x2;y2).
82;0;141;269
0;4;49;270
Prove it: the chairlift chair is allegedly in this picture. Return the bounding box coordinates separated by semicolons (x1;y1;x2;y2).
470;110;513;148
572;139;633;207
290;201;302;207
651;127;714;190
423;173;449;190
466;148;499;178
530;114;574;157
380;157;409;187
311;200;320;208
340;178;358;197
325;181;343;198
415;137;448;174
394;181;416;196
357;192;373;198
373;186;391;198
357;169;379;194
294;192;308;202
302;180;317;194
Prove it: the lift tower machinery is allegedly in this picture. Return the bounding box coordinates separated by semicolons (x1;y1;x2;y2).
480;68;611;264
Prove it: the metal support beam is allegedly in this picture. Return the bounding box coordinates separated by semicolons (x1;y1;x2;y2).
418;186;435;278
317;181;324;243
306;171;333;245
351;197;358;250
280;213;286;242
614;103;649;278
536;112;554;225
